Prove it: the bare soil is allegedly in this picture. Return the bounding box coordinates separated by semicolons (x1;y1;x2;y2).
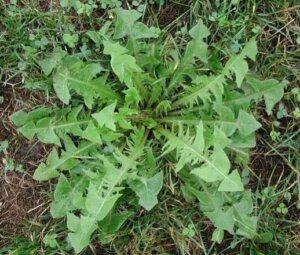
0;80;50;247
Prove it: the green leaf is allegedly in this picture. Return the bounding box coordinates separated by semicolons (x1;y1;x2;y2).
18;121;36;140
11;108;51;136
39;48;66;76
33;138;94;181
173;74;225;107
161;122;205;172
82;121;102;143
68;215;97;253
114;8;141;39
184;20;210;63
256;232;273;244
205;207;235;233
237;110;261;137
233;192;257;238
50;174;86;218
63;33;79;48
225;78;287;116
43;234;58;248
35;117;61;146
129;172;163;211
67;137;145;253
247;78;286;115
85;181;122;221
212;228;224;244
218;170;244;192
183;185;224;212
53;66;71;104
191;147;230;183
103;41;142;87
12;106;91;144
235;215;257;238
223;37;257;87
92;102;117;131
33;148;60;181
212;127;231;148
174;38;257;107
98;211;133;244
67;213;80;232
10;110;28;126
53;56;120;108
86;21;113;44
213;104;237;136
114;8;159;39
116;108;138;129
226;57;248;87
161;126;244;192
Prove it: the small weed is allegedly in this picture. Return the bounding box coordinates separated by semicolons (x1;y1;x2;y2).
182;224;196;238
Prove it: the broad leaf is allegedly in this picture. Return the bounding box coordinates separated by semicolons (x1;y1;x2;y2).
218;170;244;192
114;8;159;39
92;102;117;131
50;174;86;218
129;171;163;211
183;21;210;64
103;41;142;87
205;207;235;233
39;48;66;76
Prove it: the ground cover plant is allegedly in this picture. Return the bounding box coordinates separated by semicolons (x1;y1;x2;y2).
1;1;299;255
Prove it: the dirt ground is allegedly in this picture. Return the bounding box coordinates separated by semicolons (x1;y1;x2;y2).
0;79;50;246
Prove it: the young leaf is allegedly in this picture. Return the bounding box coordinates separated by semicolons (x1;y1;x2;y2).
212;228;224;244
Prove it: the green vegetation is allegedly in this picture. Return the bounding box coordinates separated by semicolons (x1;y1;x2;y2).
0;1;299;255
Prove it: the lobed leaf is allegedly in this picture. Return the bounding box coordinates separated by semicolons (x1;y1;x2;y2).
129;171;163;211
103;40;142;87
33;138;95;181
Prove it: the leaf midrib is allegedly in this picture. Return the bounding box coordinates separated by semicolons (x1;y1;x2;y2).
58;73;121;101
